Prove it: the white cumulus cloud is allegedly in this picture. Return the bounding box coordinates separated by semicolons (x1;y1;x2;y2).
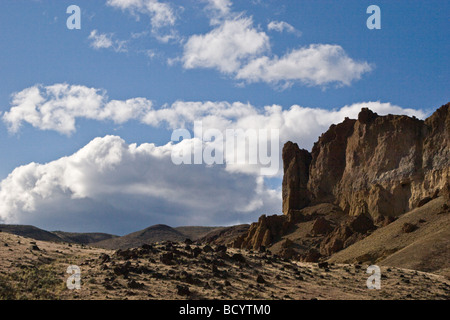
236;44;373;87
0;135;280;234
3;84;426;153
180;10;371;88
1;83;428;233
3;84;153;135
182;17;270;74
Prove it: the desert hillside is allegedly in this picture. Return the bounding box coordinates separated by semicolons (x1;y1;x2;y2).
328;197;450;277
0;232;448;300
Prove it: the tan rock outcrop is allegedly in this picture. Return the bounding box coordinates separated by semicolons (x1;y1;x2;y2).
233;214;289;250
300;103;449;219
235;103;449;252
282;142;311;214
320;215;375;256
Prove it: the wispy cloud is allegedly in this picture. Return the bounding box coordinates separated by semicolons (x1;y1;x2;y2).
203;0;233;25
267;20;301;37
106;0;179;43
88;30;128;52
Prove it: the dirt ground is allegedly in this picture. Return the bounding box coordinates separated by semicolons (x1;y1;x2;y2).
0;232;448;300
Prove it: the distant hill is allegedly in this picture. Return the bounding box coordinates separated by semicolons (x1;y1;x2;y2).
0;225;63;243
174;226;222;241
199;224;250;246
52;231;118;245
0;223;225;250
93;224;189;249
0;224;117;245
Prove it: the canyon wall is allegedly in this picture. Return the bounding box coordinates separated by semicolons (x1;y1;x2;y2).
285;103;449;219
235;103;449;251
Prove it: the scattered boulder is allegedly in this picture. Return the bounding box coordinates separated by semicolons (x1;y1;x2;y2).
230;253;246;263
301;248;322;263
256;275;266;284
179;271;202;286
279;247;297;260
215;245;227;253
311;217;333;235
216;251;229;260
417;197;432;207
375;215;396;227
192;247;202;257
113;262;131;277
99;253;111;264
203;245;213;253
402;223;418;233
349;214;375;234
176;285;191;296
281;238;294;248
128;280;145;289
114;249;138;260
160;252;174;265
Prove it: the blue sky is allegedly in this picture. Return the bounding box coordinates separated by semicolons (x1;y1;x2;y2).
0;0;448;234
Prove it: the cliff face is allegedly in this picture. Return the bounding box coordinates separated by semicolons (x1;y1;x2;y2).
288;103;450;220
235;103;449;253
282;142;312;214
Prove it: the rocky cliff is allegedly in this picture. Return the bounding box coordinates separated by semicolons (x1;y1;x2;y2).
288;103;449;219
234;103;449;253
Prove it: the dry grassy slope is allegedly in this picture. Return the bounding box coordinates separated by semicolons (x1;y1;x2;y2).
174;226;222;241
0;231;110;299
52;231;118;244
1;231;449;300
328;197;450;277
199;224;250;246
